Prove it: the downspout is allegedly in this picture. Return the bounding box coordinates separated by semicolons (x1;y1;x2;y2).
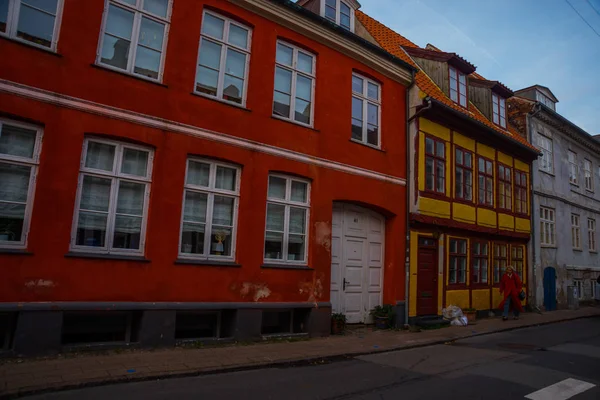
528;103;542;308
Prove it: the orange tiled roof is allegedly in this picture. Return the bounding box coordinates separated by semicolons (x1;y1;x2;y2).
356;11;538;152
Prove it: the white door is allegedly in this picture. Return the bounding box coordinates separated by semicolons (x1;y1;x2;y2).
331;203;385;323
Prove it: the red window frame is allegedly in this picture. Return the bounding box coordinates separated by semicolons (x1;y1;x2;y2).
424;135;446;195
455;147;473;202
449;238;467;286
497;163;512;211
471;240;489;286
492;243;507;286
449;66;467;108
514;170;527;215
492;93;506;128
478;157;494;207
510;245;525;279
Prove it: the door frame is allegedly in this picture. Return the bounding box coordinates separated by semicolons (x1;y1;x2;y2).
416;235;439;316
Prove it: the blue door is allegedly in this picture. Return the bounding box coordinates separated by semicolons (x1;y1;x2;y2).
543;267;557;311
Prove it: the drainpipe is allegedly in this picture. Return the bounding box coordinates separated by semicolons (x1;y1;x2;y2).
528;103;542;308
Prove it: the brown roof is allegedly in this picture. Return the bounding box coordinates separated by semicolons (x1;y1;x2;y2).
402;46;476;74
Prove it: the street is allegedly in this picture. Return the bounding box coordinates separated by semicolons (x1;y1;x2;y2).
22;317;600;400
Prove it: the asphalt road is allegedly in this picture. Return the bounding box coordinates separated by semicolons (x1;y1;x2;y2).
24;317;600;400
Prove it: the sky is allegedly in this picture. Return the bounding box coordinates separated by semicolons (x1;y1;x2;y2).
357;0;600;135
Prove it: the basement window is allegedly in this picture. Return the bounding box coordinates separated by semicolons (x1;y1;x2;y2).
61;311;140;346
0;313;16;351
175;312;219;340
261;309;310;335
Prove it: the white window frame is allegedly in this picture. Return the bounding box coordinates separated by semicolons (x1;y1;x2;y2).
272;40;316;128
194;10;252;107
588;218;596;252
540;206;555;247
264;174;311;265
537;134;554;174
0;119;43;249
571;213;581;250
70;137;153;256
178;158;241;261
536;91;555;111
449;66;468;108
96;0;173;82
584;159;593;192
575;279;584;300
351;72;382;148
320;0;355;31
492;93;506;128
568;150;578;185
0;0;64;52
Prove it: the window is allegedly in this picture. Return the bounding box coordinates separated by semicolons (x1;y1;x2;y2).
471;241;488;285
514;170;527;214
264;175;310;264
575;280;583;300
493;243;507;284
273;41;315;126
588;218;596;252
449;66;467;108
0;119;42;249
537;134;553;173
424;136;445;194
536;91;555;110
478;157;493;206
97;0;171;81
584;159;593;191
498;164;511;211
196;11;251;105
540;206;555;246
571;214;581;249
492;93;506;128
449;239;467;284
568;150;578;185
0;0;63;50
323;0;353;31
351;73;381;147
71;138;153;255
455;147;472;201
179;159;240;260
511;245;524;278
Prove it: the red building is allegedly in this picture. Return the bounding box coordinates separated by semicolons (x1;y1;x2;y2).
0;0;413;355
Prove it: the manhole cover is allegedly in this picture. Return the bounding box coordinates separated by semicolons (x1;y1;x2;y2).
497;343;537;350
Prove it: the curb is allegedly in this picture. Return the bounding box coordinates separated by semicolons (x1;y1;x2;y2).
2;312;599;399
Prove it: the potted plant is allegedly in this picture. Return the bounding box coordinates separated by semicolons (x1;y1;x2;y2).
463;308;477;323
331;313;346;335
370;304;395;329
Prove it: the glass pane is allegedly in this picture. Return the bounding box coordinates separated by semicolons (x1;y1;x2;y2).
297;52;313;75
455;149;463;165
352;75;363;94
101;34;130;70
264;231;283;260
289;207;306;234
0;0;8;33
202;13;224;40
436;141;444;158
274;67;292;94
425;158;434;190
143;0;168;18
228;24;248;49
481;260;488;282
210;226;232;256
340;13;350;29
22;0;57;14
367;125;378;146
196;66;219;96
183;191;207;223
121;148;149;177
134;45;160;79
425;138;434;155
138;17;164;50
215;166;236;191
367;103;378;125
0;124;36;158
266;203;285;231
273;92;291;118
187;161;210;187
340;1;351;15
268;176;286;199
199;39;222;70
85;141;115;172
212;195;234;226
465;153;472;167
276;43;293;66
116;181;145;215
16;4;55;47
486;161;493;175
367;82;379;100
351;119;362;141
180;222;205;254
76;211;107;247
112;215;142;250
296;75;312;101
324;4;336;20
225;48;246;78
295;98;311;125
80;175;111;212
105;4;134;39
436;160;444;193
291;181;307;203
0;163;30;202
0;202;25;242
352;97;363;120
223;74;244;104
288;234;305;261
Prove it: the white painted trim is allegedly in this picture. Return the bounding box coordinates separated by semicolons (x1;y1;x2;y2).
0;79;407;186
352;72;381;148
1;0;64;52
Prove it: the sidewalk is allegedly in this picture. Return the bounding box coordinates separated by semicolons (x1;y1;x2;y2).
1;307;599;398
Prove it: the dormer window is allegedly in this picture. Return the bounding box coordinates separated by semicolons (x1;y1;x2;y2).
323;0;354;31
536;91;555;110
492;93;506;128
449;66;467;108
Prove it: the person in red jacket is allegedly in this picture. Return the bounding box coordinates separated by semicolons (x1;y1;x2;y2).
498;265;524;320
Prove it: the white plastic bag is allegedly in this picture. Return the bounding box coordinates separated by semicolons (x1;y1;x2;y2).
450;316;468;327
442;305;464;320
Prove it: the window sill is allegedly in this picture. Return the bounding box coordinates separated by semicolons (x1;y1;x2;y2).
453;197;475;206
91;64;168;88
191;91;251;112
420;190;449;201
540;245;557;249
477;203;495;211
261;263;313;270
570;182;579;187
65;251;150;262
349;138;384;152
175;258;241;267
271;115;318;131
539;169;555;177
590;250;598;254
447;284;468;290
0;248;33;255
0;34;61;57
573;248;583;252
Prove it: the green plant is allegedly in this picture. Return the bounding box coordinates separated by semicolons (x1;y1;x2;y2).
369;304;395;319
331;313;347;323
